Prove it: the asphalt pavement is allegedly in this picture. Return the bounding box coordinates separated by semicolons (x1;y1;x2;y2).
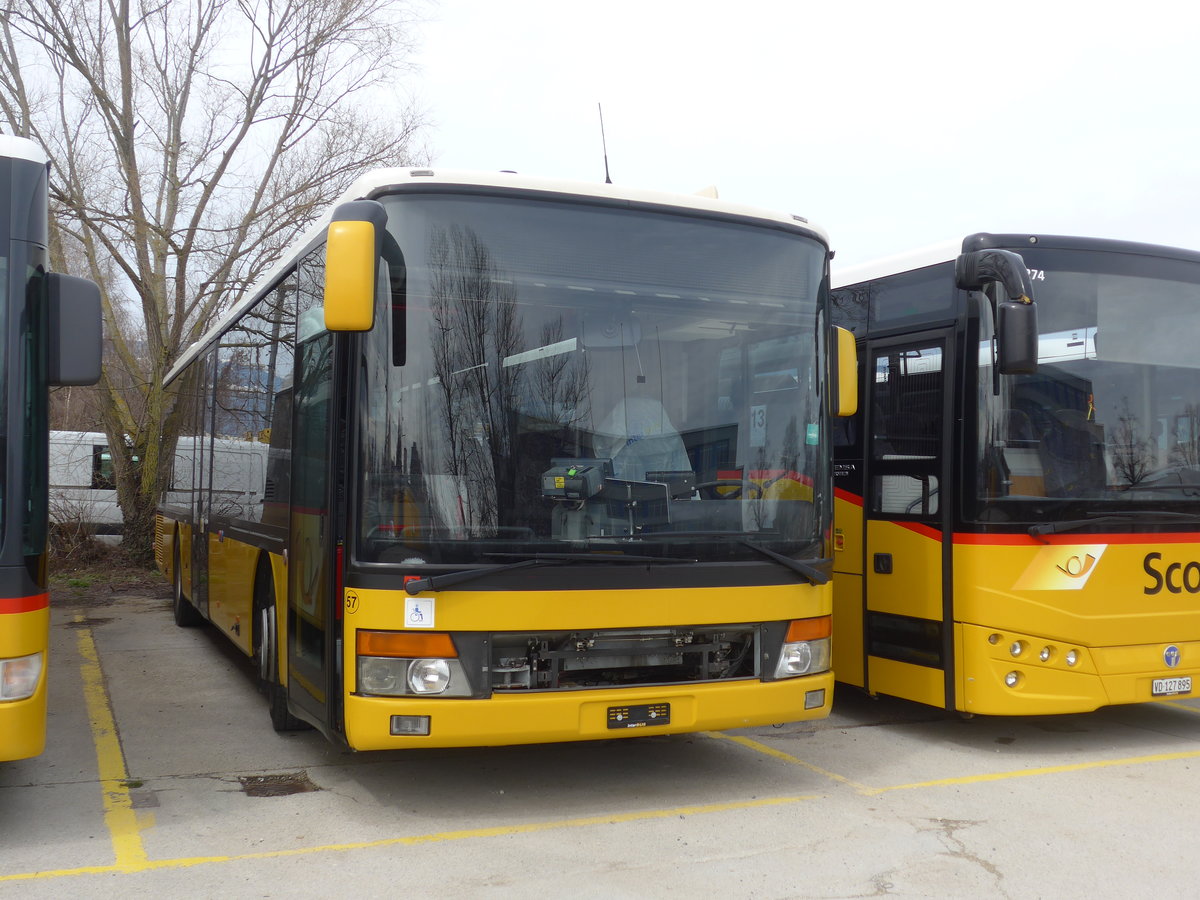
3;590;1200;898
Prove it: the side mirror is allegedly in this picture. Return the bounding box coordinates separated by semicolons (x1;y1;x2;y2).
955;248;1033;303
830;325;858;417
997;300;1038;375
956;247;1039;376
324;199;387;332
47;273;102;386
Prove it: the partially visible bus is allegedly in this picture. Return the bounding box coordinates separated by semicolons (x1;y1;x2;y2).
0;136;102;762
831;232;1200;715
156;168;857;749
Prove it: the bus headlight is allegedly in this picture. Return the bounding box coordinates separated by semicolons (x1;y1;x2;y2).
356;655;472;697
774;637;831;678
355;630;473;697
0;653;43;701
358;657;404;695
408;658;451;694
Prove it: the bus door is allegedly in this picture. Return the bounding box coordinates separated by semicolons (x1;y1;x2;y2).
862;331;953;709
286;331;337;729
191;351;217;618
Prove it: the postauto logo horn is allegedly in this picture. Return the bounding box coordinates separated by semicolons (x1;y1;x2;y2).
1014;545;1106;591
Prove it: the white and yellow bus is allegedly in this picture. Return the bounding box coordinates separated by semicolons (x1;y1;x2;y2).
0;136;101;762
156;169;856;749
832;232;1200;715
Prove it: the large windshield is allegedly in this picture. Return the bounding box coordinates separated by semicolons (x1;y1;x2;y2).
974;246;1200;520
355;193;829;565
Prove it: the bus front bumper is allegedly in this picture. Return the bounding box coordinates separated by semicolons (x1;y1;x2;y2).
343;672;833;750
958;623;1200;715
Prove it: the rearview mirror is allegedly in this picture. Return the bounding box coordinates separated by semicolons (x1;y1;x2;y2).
956;248;1039;376
997;300;1038;375
47;273;102;386
830;326;858;417
324;200;386;332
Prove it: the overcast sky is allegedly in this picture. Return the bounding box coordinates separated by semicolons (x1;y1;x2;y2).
413;0;1200;271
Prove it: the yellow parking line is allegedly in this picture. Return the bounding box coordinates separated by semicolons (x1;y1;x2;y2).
0;794;817;882
866;748;1200;795
711;730;1200;798
1157;698;1200;714
74;615;149;871
705;731;872;792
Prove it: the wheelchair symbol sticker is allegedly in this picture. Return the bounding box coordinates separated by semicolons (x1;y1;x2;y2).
1165;645;1181;668
405;597;435;629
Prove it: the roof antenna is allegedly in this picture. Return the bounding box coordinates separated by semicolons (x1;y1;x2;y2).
598;103;612;184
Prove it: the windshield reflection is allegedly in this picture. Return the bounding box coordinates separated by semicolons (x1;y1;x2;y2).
976;250;1200;519
356;194;829;565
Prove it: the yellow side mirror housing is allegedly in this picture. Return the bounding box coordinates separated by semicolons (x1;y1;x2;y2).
831;325;858;417
324;200;386;332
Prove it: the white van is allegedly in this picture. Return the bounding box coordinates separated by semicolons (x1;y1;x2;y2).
48;430;124;534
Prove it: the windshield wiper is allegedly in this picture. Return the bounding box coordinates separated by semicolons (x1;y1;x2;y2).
404;552;697;594
741;541;831;586
1029;511;1200;540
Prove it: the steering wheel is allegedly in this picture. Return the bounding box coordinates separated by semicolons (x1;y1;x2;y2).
695;479;761;500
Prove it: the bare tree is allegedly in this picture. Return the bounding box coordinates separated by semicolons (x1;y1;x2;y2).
1171;404;1200;469
1112;400;1153;487
428;225;523;535
0;0;429;561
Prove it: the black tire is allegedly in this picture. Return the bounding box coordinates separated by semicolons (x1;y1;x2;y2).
253;558;310;732
172;538;203;627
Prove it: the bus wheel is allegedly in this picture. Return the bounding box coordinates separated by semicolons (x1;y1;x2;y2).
172;539;202;627
253;559;309;732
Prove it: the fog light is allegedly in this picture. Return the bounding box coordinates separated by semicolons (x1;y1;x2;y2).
0;653;43;701
408;658;452;694
1005;671;1021;688
988;633;1001;645
804;689;826;710
1009;641;1025;658
390;715;431;736
1039;646;1053;662
1066;650;1078;667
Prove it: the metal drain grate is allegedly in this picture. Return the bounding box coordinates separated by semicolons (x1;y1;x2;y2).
238;771;320;798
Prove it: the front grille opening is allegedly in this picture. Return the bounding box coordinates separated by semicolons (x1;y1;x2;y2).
489;625;759;691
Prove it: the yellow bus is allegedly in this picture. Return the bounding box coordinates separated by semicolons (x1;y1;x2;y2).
0;136;102;762
156;169;857;749
831;232;1200;715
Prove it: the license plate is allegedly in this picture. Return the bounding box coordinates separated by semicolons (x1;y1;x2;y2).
607;703;670;729
1152;676;1192;696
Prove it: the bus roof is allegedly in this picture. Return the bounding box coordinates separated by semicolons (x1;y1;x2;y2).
169;168;829;384
833;232;1200;291
832;239;962;289
0;135;48;166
